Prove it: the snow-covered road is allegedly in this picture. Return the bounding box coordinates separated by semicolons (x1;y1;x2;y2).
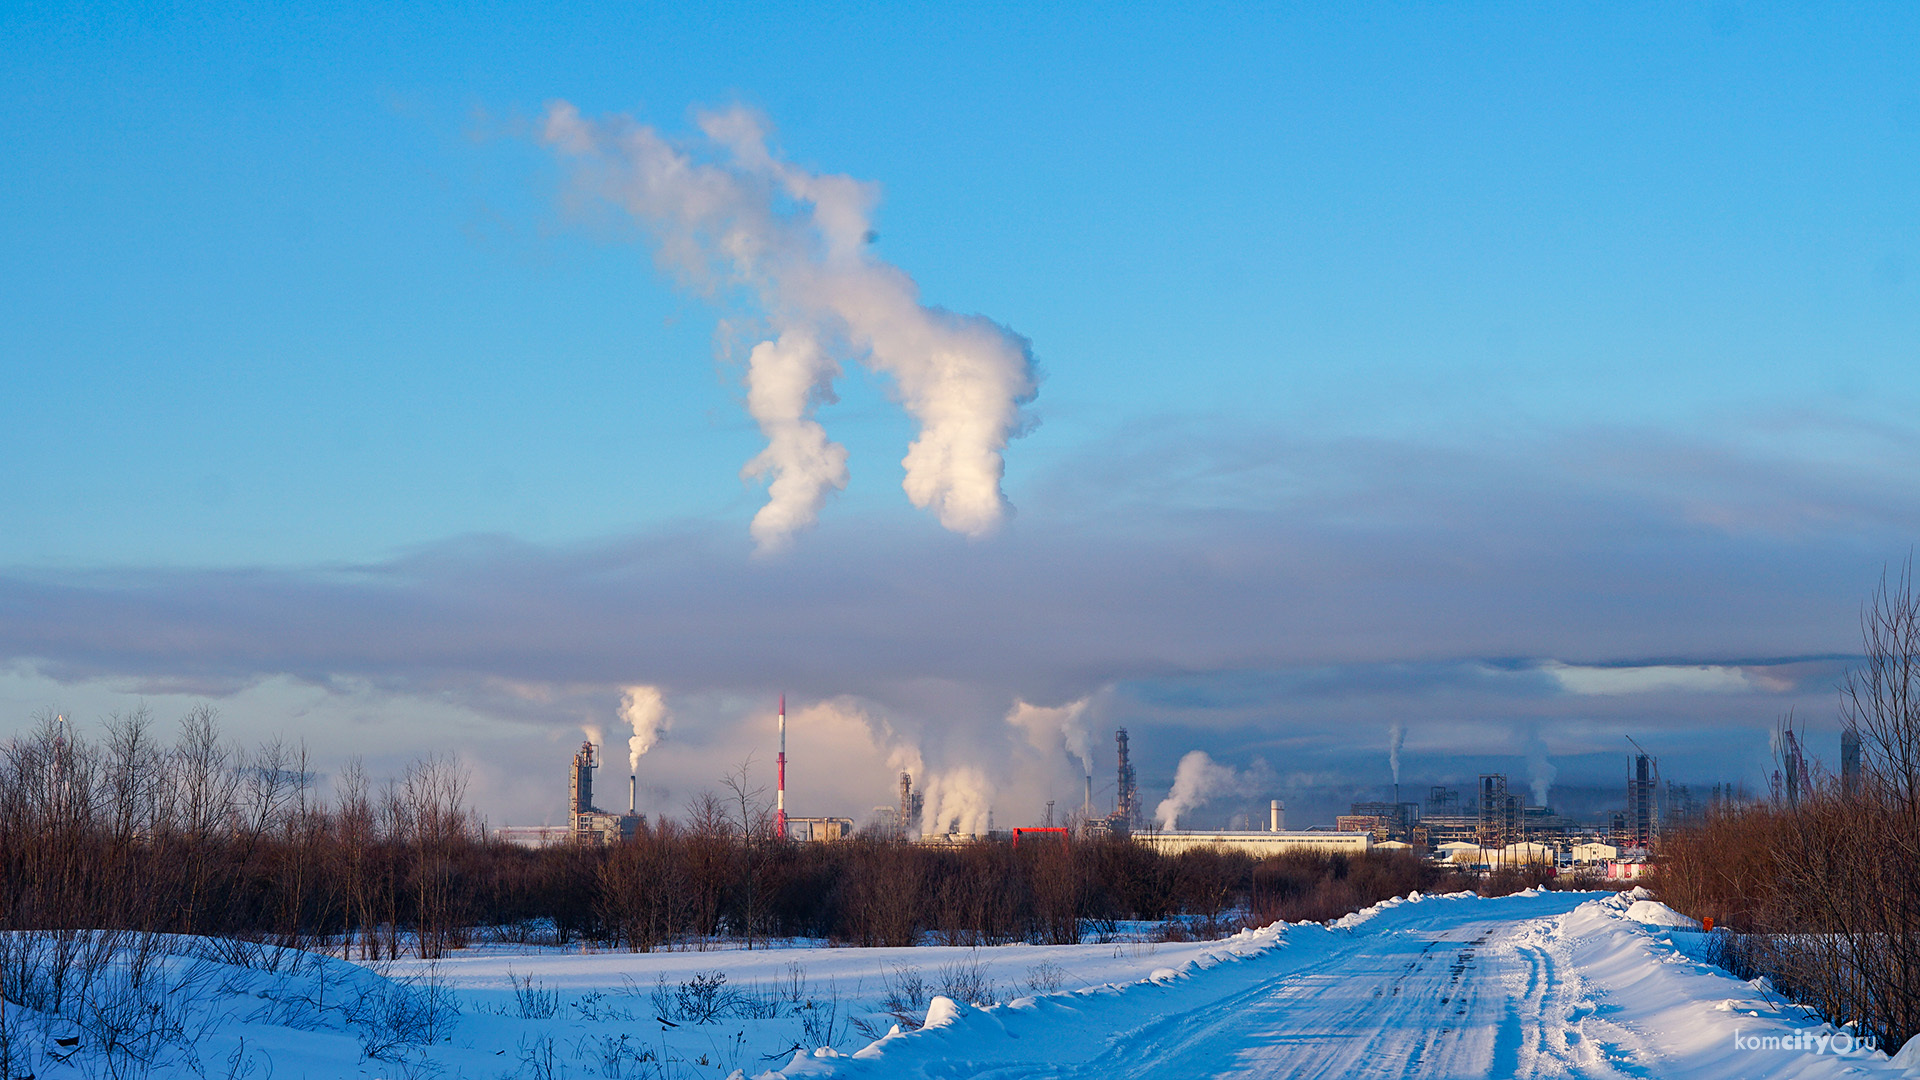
800;889;1915;1079
1076;907;1588;1078
21;888;1917;1077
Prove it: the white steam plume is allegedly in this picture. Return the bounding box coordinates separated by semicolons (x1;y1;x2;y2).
1155;750;1273;830
741;331;848;546
580;724;605;751
1522;726;1557;807
620;686;671;771
919;766;994;837
542;103;1037;550
1005;696;1094;778
1389;721;1405;785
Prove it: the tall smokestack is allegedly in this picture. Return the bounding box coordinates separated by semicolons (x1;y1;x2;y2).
775;695;787;838
1270;799;1283;832
628;774;636;815
1084;773;1093;819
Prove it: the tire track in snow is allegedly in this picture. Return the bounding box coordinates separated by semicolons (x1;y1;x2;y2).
1084;900;1637;1079
811;892;1745;1080
1048;912;1592;1079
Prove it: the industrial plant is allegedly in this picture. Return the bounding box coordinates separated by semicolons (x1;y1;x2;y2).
498;700;1808;879
569;739;641;845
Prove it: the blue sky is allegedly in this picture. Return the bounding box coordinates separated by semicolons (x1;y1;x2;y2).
3;3;1917;827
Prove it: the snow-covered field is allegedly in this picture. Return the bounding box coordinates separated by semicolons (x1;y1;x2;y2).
7;889;1918;1078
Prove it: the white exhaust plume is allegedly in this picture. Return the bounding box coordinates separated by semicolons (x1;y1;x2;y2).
1389;721;1405;785
919;766;994;837
1522;726;1557;807
741;330;848;546
1155;750;1274;830
541;102;1038;550
1005;696;1094;778
619;685;670;771
581;723;606;751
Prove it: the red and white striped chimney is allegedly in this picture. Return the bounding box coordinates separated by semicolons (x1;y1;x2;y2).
775;695;787;838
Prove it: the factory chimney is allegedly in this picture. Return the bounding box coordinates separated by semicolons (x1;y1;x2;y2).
628;774;636;815
1270;799;1285;832
775;695;787;839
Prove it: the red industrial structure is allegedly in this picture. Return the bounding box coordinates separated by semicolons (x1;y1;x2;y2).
1011;827;1069;848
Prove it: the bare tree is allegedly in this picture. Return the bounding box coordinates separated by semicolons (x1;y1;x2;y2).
1837;560;1920;1048
721;758;776;949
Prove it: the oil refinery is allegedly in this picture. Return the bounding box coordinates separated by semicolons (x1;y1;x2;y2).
494;700;1772;874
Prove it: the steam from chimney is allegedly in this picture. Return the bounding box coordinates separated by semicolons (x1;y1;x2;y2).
1388;721;1405;785
741;330;847;546
619;685;670;771
918;766;995;837
1005;696;1094;778
1522;726;1557;807
581;723;606;751
541;102;1038;550
1154;750;1273;831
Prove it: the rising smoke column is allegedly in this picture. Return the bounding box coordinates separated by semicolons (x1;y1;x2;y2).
1005;696;1095;778
1154;750;1274;830
1389;721;1405;785
620;685;671;770
1522;725;1556;807
541;103;1038;550
918;765;994;838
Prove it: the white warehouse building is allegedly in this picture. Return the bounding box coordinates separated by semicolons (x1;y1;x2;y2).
1138;830;1374;858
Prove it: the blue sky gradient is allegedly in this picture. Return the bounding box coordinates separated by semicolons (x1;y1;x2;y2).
4;3;1917;826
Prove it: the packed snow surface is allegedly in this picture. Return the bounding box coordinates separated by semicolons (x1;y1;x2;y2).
11;889;1914;1078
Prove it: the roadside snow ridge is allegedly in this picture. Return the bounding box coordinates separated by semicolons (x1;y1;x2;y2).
768;889;1911;1079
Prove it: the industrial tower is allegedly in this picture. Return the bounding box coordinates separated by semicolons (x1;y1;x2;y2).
570;740;640;845
1114;728;1139;833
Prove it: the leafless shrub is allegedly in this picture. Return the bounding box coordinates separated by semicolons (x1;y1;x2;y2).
1024;959;1067;995
673;970;732;1024
571;1031;653;1079
516;1034;566;1080
342;970;459;1062
796;985;843;1049
569;990;635;1023
936;956;996;1006
507;969;560;1019
0;930;226;1080
880;964;930;1029
221;1035;271;1080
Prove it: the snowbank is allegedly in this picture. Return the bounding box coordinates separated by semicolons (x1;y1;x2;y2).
1625;897;1703;929
15;890;1913;1079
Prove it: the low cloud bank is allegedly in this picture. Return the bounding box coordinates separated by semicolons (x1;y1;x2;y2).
0;421;1902;823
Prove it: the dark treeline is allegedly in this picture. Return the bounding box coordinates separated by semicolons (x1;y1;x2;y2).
0;708;1471;961
1658;568;1920;1054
